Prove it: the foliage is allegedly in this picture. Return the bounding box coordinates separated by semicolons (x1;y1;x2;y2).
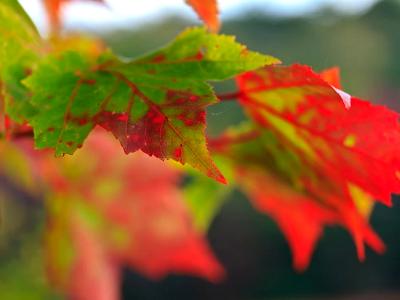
1;1;400;299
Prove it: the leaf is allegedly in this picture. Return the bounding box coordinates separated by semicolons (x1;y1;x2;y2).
44;0;220;32
24;27;279;183
211;64;400;269
0;222;60;300
214;122;385;271
42;128;224;300
183;157;233;232
186;0;220;32
2;0;38;31
0;2;40;127
236;64;400;205
68;216;120;300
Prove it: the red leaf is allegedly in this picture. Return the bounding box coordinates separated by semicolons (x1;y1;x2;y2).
96;87;226;185
68;217;119;300
237;167;384;271
186;0;220;32
211;64;400;269
42;127;223;299
320;67;342;89
237;64;400;206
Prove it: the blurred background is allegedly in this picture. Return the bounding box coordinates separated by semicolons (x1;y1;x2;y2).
2;0;400;299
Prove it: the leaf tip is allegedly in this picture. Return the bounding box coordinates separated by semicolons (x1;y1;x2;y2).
216;173;227;185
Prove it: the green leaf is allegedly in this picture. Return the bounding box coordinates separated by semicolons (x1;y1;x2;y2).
2;0;38;32
24;27;278;182
0;2;40;122
184;157;234;231
24;51;111;155
115;27;279;80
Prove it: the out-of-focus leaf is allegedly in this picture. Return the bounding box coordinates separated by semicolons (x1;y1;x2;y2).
183;157;234;232
2;0;37;31
43;0;105;32
0;223;60;300
0;2;40;128
186;0;220;32
42;128;224;300
215;122;385;271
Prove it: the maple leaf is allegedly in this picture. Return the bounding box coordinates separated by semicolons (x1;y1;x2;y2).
186;0;220;32
41;128;224;300
236;64;400;206
24;27;278;183
211;64;400;270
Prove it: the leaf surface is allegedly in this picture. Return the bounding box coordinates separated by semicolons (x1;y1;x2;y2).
215;122;385;270
212;65;400;269
236;64;400;205
24;27;278;182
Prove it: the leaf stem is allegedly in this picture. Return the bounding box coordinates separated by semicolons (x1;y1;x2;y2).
208;129;260;152
217;91;242;101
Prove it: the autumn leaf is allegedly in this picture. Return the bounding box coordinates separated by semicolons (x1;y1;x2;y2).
24;27;278;183
186;0;220;32
236;64;400;205
211;65;400;270
42;128;224;300
213;122;385;271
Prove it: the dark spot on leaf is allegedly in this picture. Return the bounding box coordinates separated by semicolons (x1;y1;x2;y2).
82;79;96;85
151;54;166;63
24;68;32;76
174;145;183;162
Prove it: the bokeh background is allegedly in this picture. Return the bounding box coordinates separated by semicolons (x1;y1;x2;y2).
1;0;400;299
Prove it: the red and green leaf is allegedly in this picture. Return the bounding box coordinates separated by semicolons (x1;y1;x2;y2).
236;64;400;205
211;65;400;269
213;122;385;271
24;27;278;182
